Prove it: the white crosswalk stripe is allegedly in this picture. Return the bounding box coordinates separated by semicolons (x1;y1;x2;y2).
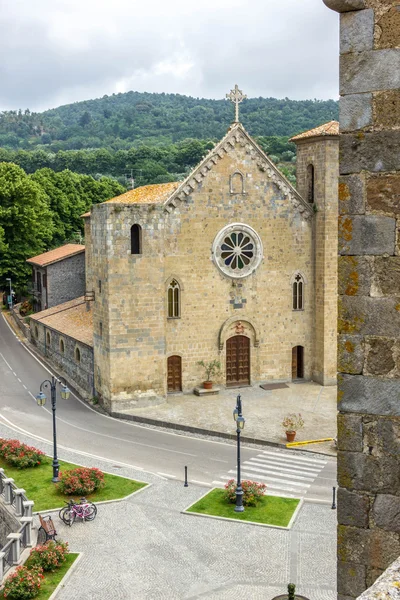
212;448;327;498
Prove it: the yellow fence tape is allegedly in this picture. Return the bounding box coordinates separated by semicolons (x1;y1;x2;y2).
286;438;334;447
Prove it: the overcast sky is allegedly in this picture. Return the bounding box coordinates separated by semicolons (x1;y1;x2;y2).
0;0;339;112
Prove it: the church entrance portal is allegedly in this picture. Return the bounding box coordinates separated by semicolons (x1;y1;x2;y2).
292;346;304;380
226;335;250;387
167;355;182;392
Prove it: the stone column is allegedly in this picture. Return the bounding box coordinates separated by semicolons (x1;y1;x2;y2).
3;478;14;505
20;517;33;547
14;489;26;517
7;533;21;565
23;500;35;518
323;0;400;598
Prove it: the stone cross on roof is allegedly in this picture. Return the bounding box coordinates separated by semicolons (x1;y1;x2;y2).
226;84;247;123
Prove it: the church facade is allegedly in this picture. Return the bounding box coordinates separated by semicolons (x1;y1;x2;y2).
79;114;338;412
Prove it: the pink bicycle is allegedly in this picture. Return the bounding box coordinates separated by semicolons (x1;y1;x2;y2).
59;497;97;526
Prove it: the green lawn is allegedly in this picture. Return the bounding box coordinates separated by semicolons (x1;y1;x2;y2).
0;554;79;600
0;457;147;511
187;488;300;527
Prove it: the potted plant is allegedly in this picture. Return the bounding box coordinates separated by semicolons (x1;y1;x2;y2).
281;413;304;442
197;360;221;389
272;583;310;600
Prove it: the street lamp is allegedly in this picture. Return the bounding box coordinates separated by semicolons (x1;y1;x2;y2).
233;394;245;512
5;278;12;310
36;377;70;482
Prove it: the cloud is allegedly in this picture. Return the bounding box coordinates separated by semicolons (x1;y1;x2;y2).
0;0;339;111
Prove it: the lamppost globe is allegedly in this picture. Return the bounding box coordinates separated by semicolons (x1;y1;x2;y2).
237;415;245;429
36;391;47;406
233;407;239;421
60;384;71;400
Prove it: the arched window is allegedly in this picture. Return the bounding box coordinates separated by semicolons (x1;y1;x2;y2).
293;274;304;310
167;280;180;318
46;332;51;345
75;347;81;363
60;339;65;354
230;171;245;194
307;164;315;203
131;224;142;255
34;326;39;339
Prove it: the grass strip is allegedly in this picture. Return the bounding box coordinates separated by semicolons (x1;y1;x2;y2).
0;553;79;600
0;457;147;511
187;488;300;527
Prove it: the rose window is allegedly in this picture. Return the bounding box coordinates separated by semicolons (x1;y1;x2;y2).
212;223;263;279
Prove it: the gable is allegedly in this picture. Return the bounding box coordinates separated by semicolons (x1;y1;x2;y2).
162;123;313;222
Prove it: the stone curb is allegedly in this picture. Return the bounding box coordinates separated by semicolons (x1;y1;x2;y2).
48;552;83;600
4;312;336;458
181;488;304;530
33;482;152;516
112;410;335;457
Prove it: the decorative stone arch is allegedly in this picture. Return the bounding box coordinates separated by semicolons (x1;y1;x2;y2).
290;270;308;285
218;316;259;351
164;275;184;291
230;170;246;195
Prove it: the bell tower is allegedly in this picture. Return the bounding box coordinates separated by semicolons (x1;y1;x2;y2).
291;121;339;385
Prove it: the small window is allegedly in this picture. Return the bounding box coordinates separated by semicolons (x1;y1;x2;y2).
36;272;42;293
167;280;180;318
307;164;315;204
46;332;51;345
230;171;245;194
293;274;304;310
98;280;102;294
34;326;39;339
99;322;103;338
43;274;47;289
75;347;81;362
131;224;142;255
60;339;65;354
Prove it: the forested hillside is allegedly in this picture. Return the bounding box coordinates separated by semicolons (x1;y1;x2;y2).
0;92;338;151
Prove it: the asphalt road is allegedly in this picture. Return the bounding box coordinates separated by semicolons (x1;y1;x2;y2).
0;313;336;500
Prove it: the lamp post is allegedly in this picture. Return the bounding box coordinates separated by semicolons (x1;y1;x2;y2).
233;394;245;512
36;377;70;482
5;278;12;310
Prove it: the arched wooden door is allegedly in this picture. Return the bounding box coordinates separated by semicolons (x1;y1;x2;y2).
226;335;250;387
292;346;304;380
167;355;182;392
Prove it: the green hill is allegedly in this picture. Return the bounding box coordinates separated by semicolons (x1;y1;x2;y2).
0;91;338;151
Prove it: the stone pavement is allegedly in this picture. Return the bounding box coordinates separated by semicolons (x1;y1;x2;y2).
118;382;337;456
0;422;336;599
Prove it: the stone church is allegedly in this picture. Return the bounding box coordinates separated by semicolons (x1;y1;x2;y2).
30;90;339;412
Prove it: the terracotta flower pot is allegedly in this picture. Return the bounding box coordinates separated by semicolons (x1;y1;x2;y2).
203;381;213;390
286;431;296;442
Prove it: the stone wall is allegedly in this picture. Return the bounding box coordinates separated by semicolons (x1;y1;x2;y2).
46;253;85;308
31;320;94;398
323;0;400;597
0;504;19;549
356;556;400;599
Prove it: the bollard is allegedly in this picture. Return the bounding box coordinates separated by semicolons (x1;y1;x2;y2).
332;486;337;510
184;466;188;487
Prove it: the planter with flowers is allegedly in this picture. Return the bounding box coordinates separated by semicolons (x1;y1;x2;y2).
281;413;304;442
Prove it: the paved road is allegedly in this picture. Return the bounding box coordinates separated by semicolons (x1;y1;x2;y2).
0;313;336;501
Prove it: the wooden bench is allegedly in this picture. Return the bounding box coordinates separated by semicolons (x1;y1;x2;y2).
38;514;57;543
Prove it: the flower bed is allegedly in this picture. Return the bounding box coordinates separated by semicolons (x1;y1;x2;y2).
58;467;105;496
28;542;68;573
0;439;45;469
224;479;267;506
2;565;44;599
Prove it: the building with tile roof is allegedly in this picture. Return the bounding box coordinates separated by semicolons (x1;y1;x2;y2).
27;244;86;312
31;114;339;410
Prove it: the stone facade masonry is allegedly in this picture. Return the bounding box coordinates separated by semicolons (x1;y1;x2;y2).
88;124;338;412
32;252;85;312
324;0;400;598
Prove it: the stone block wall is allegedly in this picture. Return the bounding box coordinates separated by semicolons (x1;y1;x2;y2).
31;321;94;397
46;253;85;308
323;0;400;597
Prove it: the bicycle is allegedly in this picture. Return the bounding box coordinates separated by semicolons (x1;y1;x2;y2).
59;497;97;526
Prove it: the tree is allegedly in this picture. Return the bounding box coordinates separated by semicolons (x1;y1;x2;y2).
0;163;54;291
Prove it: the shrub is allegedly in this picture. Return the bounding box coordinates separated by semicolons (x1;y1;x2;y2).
28;541;68;572
0;438;45;469
19;300;33;317
224;479;267;507
58;467;105;495
2;565;44;599
281;413;304;432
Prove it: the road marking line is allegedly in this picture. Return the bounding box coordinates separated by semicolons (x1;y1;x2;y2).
23;385;27;390
12;372;16;376
218;475;306;494
190;480;212;487
226;469;310;488
240;464;314;482
17;378;21;383
254;455;322;471
157;472;176;478
246;458;320;477
259;451;327;466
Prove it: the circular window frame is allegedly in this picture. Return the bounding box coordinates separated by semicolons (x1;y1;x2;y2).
212;223;263;279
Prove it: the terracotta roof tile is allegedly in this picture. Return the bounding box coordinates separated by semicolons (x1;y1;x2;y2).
30;297;93;347
27;244;85;267
105;182;180;205
289;121;339;142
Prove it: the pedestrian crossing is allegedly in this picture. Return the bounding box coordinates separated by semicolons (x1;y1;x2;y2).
212;448;328;498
